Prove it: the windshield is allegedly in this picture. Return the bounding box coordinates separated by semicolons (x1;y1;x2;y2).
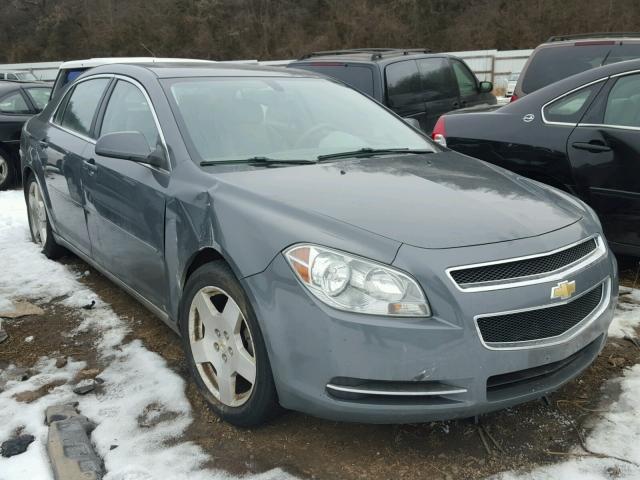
166;77;436;163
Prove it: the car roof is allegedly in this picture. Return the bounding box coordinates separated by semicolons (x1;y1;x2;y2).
59;57;217;69
292;49;451;65
540;33;640;47
88;62;323;79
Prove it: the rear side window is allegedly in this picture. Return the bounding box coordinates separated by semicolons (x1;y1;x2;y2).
604;74;640;127
100;80;160;148
297;64;374;96
386;60;422;106
451;60;478;96
522;45;611;94
58;78;110;137
0;92;30;114
417;58;457;100
543;83;600;124
25;87;51;111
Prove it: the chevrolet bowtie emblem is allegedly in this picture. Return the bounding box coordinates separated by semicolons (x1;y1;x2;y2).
551;280;576;300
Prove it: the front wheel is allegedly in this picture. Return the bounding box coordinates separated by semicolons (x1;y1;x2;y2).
25;176;65;259
179;262;280;427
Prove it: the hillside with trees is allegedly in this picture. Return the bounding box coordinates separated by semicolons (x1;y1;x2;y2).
1;0;640;62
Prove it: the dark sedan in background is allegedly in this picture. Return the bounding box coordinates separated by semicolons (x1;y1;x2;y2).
434;58;640;256
0;81;51;189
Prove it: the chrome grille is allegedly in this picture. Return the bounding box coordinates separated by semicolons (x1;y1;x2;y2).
476;283;603;345
450;238;597;287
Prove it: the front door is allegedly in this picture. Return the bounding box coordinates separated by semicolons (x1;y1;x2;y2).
42;77;111;254
568;72;640;250
83;79;169;309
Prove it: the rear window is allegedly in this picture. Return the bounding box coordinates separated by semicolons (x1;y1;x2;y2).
522;43;640;94
522;45;610;94
294;64;374;96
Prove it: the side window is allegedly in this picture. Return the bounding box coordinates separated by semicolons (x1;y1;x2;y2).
543;84;600;124
59;78;110;137
604;74;640;127
451;60;478;97
100;80;160;149
26;87;51;111
386;60;422;106
7;73;18;80
0;92;30;114
417;58;458;100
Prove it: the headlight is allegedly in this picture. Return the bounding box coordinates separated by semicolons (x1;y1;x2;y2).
285;244;430;317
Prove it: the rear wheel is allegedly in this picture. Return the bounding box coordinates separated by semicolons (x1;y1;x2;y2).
0;148;15;190
26;176;65;259
179;262;279;427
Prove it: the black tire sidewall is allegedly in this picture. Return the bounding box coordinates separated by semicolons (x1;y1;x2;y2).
0;148;16;191
179;261;279;427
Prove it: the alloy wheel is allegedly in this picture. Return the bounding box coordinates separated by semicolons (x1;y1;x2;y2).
28;180;48;246
188;286;257;407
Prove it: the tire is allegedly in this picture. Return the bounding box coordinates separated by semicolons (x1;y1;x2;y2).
179;261;280;427
25;175;65;259
0;147;16;191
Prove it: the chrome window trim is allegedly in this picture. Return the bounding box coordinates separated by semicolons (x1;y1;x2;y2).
541;77;608;126
578;122;640;131
474;277;610;351
49;73;171;172
325;384;467;397
446;234;605;292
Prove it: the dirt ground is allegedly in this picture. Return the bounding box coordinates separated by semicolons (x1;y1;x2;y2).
1;254;639;480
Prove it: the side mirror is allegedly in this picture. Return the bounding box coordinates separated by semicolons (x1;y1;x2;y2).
403;117;421;130
479;81;493;93
95;131;165;168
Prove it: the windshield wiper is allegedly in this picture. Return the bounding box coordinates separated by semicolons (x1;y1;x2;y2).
200;156;317;167
317;148;433;161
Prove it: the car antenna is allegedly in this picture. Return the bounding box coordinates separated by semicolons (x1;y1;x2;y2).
140;42;156;57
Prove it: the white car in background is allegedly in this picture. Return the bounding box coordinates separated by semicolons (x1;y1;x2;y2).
506;72;519;97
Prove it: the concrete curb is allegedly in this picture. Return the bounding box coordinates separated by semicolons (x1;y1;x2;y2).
45;403;103;480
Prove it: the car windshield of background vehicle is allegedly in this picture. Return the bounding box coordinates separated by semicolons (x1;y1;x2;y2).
167;77;436;163
543;83;601;124
522;45;611;93
0;92;30;114
604;74;640;127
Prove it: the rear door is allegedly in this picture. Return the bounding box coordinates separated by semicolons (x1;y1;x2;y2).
385;60;428;130
416;57;459;132
43;77;111;254
84;78;170;309
567;72;640;250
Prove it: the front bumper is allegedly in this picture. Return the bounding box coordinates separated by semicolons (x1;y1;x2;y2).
243;223;618;423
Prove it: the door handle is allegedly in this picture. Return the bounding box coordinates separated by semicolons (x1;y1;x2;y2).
461;100;467;107
571;141;611;153
452;102;460;109
83;158;97;175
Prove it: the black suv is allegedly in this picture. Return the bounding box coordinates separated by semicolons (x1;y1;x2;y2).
513;32;640;101
288;48;495;133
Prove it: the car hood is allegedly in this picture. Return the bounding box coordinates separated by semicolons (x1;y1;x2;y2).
212;152;582;249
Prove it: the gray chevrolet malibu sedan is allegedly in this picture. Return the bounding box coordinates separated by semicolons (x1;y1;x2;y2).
20;63;618;426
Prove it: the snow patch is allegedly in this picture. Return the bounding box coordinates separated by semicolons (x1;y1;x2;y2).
0;189;294;479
